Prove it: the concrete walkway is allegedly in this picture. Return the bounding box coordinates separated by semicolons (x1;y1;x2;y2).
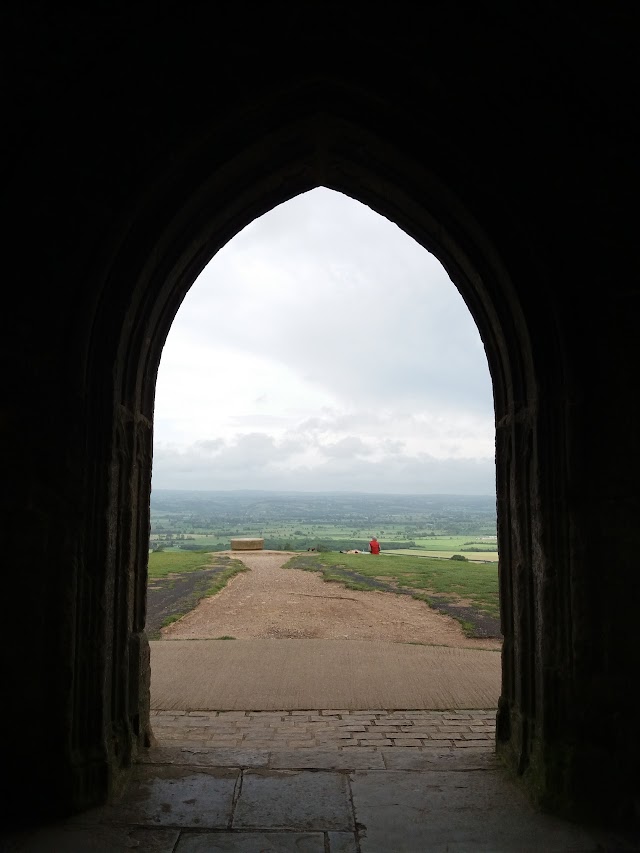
150;639;501;711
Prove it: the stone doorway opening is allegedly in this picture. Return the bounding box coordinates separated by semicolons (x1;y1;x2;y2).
5;7;640;840
135;187;508;852
145;187;500;728
19;110;562;829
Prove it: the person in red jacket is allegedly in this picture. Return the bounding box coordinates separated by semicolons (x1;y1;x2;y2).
369;537;381;555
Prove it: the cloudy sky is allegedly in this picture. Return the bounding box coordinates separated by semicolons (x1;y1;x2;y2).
152;188;495;495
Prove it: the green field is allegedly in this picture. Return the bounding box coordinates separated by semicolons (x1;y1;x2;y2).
148;522;423;552
148;491;498;556
283;551;500;621
148;550;220;577
150;526;497;555
148;550;248;594
412;536;497;552
388;549;498;562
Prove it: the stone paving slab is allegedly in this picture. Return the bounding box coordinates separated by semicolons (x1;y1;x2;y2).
105;766;240;828
141;746;272;768
268;749;385;770
350;770;604;853
5;740;628;853
1;825;180;852
233;770;354;831
8;709;630;853
174;831;327;852
381;746;496;771
328;832;359;853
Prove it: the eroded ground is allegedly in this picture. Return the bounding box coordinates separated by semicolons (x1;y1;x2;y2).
153;551;501;650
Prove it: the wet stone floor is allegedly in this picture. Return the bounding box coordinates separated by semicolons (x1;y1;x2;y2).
4;711;638;852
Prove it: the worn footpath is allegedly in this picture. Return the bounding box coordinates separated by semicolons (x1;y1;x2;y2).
160;550;501;650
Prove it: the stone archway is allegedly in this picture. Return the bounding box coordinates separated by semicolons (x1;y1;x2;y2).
4;11;638;824
85;109;561;816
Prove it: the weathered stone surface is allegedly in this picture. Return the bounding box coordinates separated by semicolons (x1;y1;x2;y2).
139;746;271;768
1;826;180;853
233;770;354;831
268;749;384;770
381;747;496;771
230;538;264;551
350;770;602;852
107;766;239;828
327;833;359;853
174;832;325;852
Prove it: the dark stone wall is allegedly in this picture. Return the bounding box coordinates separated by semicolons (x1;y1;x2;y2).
1;3;638;828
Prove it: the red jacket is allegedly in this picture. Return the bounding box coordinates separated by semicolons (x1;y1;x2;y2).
369;539;381;554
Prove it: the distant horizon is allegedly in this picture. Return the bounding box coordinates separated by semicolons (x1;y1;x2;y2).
151;486;496;498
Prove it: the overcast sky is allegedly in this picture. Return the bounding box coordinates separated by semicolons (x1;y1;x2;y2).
152;188;495;495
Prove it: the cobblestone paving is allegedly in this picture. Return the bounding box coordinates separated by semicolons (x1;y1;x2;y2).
10;709;618;853
151;708;496;751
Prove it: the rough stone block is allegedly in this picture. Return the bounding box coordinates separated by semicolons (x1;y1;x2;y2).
230;538;264;551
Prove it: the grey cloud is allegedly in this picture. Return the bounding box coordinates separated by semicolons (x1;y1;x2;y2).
379;438;406;455
203;433;304;465
194;438;225;453
320;436;372;458
296;411;386;434
174;188;493;417
154;188;496;495
228;414;292;427
152;434;495;495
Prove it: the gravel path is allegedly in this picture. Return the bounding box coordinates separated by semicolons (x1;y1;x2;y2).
161;551;502;650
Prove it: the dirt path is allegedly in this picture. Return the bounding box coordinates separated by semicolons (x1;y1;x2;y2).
160;551;502;650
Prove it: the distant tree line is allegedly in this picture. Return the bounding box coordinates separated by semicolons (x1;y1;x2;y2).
167;538;417;553
153;538;419;553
